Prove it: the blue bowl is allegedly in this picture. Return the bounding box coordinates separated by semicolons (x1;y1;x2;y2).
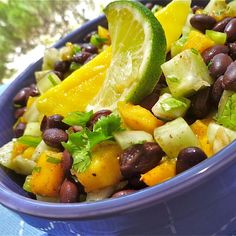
1;1;236;235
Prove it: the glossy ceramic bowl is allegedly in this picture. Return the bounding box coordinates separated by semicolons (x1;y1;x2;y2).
1;1;236;235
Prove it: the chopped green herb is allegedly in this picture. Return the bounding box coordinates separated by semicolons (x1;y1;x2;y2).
90;34;107;47
73;45;81;54
63;110;93;127
70;62;81;71
191;48;199;55
33;166;41;173
48;74;58;86
46;156;61;164
62;114;123;173
208;61;213;68
17;135;42;147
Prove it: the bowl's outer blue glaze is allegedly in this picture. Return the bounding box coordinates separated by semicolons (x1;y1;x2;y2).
1;1;236;235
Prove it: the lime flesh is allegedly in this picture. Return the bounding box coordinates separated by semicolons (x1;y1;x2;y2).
88;1;166;111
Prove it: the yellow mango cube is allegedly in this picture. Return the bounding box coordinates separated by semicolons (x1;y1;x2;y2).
76;142;122;193
191;120;213;157
141;159;176;186
183;30;215;53
118;102;164;134
31;151;65;197
37;46;112;116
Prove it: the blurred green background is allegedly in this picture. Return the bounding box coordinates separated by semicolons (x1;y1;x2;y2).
0;0;112;84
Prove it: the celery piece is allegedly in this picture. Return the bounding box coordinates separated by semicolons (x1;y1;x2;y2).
24;122;41;137
216;91;236;131
152;93;190;120
206;30;227;45
161;49;213;97
37;72;61;94
23;175;32;193
114;130;154;150
154;117;199;158
35;70;51;83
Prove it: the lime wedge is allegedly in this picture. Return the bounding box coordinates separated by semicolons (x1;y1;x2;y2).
88;1;166;111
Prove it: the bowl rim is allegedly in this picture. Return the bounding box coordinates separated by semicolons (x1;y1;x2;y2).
0;5;236;220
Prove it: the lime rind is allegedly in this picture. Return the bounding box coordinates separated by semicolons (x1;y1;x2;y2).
88;1;166;111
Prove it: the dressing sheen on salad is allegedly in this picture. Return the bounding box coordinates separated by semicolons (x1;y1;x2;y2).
0;0;236;203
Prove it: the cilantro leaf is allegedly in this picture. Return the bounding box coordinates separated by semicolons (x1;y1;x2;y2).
62;110;93;127
93;114;123;136
63;114;123;173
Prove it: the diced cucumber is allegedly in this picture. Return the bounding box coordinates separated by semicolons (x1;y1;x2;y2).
42;48;60;70
24;122;41;137
171;34;188;58
114;130;154;150
204;0;227;14
12;155;36;175
154;117;200;158
216;91;236;131
0;141;15;170
152;93;190;120
23;175;32;193
35;70;51;83
208;122;236;153
37;72;61;94
161;49;213;97
86;186;115;202
31;140;56;162
206;30;227;45
23;99;41;122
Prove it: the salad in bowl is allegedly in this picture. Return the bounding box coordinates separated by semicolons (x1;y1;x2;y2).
0;0;236;206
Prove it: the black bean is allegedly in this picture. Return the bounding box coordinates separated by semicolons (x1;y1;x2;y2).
80;43;98;54
54;61;71;74
212;76;224;105
60;179;79;203
229;42;236;60
192;5;202;14
201;45;229;64
145;3;153;10
87;109;112;130
111;189;136;198
29;84;39;97
209;53;233;79
53;71;64;80
14;122;26;138
222;61;236;91
139;92;160;111
72;52;92;64
84;54;97;64
213;17;233;32
13;87;31;106
224;18;236;43
40;114;69;132
83;30;97;43
42;128;68;149
128;176;147;190
14;107;26;119
119;142;164;178
176;147;207;174
188;87;212;119
61;150;73;177
190;14;216;33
